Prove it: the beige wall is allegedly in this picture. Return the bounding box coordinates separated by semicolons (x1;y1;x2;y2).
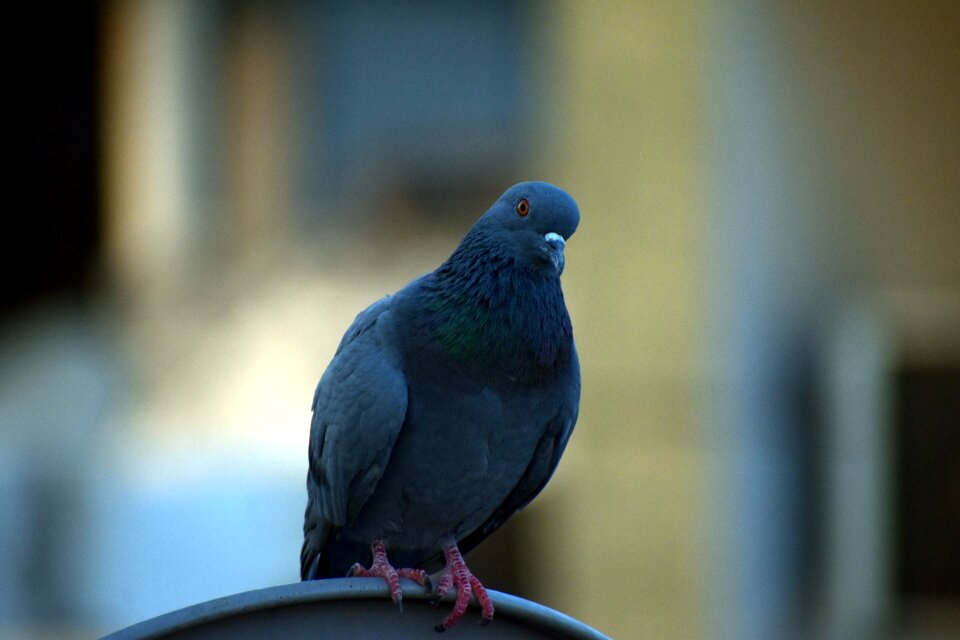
529;3;710;638
522;1;958;638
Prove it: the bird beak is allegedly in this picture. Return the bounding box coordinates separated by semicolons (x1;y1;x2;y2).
543;232;566;275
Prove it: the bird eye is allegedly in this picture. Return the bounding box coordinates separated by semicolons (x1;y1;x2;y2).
516;198;530;217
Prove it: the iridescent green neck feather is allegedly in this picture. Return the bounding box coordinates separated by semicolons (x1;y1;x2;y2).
411;229;573;384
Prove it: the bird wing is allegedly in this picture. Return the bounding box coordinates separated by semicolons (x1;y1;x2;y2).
456;352;581;557
301;297;408;579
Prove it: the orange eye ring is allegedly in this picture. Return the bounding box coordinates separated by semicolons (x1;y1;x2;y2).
516;198;530;217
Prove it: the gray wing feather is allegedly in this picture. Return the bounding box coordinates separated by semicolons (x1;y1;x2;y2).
457;349;580;557
301;297;408;578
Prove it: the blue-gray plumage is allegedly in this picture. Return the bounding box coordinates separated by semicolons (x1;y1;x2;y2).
301;181;580;629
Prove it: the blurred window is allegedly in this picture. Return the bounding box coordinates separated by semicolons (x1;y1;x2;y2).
895;366;960;601
300;0;533;226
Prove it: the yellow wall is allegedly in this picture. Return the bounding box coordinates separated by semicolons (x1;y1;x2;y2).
531;3;710;637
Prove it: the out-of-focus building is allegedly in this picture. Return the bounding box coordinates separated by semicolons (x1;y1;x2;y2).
2;1;957;639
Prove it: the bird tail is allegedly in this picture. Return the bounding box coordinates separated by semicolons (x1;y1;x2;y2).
300;535;321;580
301;487;334;580
301;517;334;580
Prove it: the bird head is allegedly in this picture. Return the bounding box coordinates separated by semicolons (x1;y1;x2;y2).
473;181;580;276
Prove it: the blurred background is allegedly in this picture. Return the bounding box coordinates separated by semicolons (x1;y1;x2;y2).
2;1;958;638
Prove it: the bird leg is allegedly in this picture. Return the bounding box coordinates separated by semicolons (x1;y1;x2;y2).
432;542;494;632
349;539;429;612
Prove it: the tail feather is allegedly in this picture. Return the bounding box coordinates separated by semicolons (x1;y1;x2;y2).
301;488;333;580
300;533;322;580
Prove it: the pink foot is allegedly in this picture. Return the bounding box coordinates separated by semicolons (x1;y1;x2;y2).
432;543;494;631
349;539;429;612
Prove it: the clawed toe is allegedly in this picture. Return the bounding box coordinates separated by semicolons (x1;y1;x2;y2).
420;574;434;593
353;540;494;629
433;543;495;630
350;540;409;608
397;567;430;587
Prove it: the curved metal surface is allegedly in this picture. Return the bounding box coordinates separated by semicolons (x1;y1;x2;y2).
100;578;610;640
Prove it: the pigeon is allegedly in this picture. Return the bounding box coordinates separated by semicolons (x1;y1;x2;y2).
301;181;581;631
